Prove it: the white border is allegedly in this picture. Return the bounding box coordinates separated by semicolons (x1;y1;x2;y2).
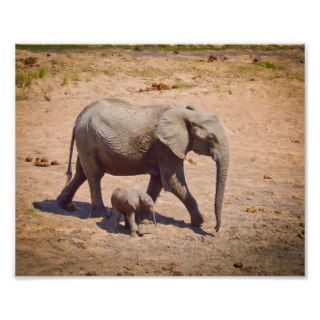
1;1;319;319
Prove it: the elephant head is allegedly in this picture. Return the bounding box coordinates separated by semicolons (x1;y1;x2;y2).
156;106;229;231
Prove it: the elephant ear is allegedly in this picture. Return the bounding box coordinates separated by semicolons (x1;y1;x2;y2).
155;108;192;159
126;190;140;211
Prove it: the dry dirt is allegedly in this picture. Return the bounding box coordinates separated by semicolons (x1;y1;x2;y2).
15;46;305;276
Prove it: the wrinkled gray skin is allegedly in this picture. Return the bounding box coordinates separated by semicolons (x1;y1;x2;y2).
111;188;156;237
57;98;229;231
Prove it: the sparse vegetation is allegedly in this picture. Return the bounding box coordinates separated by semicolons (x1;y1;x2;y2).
258;61;277;70
25;208;40;217
62;74;69;86
39;66;48;78
16;66;48;88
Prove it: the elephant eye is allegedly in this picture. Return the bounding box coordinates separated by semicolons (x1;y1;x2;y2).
208;134;218;143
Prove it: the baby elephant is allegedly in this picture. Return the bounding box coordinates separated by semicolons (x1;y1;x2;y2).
111;188;156;237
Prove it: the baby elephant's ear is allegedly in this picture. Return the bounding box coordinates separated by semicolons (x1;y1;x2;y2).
127;191;140;210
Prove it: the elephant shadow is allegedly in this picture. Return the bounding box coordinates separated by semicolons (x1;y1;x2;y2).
33;199;111;220
33;200;212;236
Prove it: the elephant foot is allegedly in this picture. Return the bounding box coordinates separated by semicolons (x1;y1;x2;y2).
130;230;138;237
90;206;111;219
56;194;72;210
191;214;204;227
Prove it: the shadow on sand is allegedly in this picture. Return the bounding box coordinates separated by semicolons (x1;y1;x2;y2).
33;200;212;236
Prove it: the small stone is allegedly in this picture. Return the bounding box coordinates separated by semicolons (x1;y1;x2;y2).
234;262;243;269
171;84;178;89
25;157;33;162
263;175;272;179
151;82;158;88
41;156;49;163
51;160;60;165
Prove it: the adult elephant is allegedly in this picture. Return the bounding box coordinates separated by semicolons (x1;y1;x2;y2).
57;98;229;231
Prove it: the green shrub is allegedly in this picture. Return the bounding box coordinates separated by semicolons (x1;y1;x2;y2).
39;66;48;78
258;61;277;70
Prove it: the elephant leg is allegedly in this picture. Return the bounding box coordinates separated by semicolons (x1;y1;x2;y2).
57;156;86;210
124;215;130;229
146;174;163;203
79;154;109;218
160;162;204;227
127;212;138;237
140;175;162;223
112;206;122;232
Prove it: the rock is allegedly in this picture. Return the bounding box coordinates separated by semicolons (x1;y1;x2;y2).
41;156;49;163
171;84;178;89
51;160;60;165
263;175;272;179
151;82;158;88
246;206;257;213
234;262;243;269
25;156;33;162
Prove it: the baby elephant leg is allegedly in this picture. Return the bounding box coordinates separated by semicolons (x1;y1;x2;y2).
112;207;122;232
127;211;139;237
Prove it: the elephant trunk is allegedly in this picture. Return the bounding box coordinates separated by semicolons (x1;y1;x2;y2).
211;147;229;232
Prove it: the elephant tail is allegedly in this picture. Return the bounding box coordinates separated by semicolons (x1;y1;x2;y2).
65;126;75;185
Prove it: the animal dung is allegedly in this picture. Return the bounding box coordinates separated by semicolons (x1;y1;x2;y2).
252;56;260;63
246;206;257;213
139;82;178;92
234;262;243;269
26;155;59;168
208;55;217;62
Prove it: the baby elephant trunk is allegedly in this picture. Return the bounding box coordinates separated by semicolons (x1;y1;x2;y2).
152;210;157;226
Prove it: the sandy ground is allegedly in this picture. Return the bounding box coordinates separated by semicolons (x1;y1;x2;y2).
15;46;304;276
